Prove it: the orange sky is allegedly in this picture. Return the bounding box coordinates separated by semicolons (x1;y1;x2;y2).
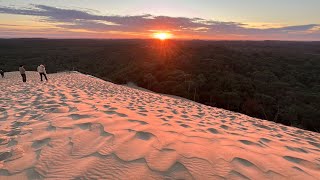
0;1;319;40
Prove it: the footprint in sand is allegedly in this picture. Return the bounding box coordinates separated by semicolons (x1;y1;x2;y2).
207;128;219;134
0;108;8;121
192;114;201;118
274;134;283;138
116;113;128;117
162;123;172;126
292;166;308;174
137;113;147;116
180;124;191;128
239;127;248;131
11;121;29;128
253;123;272;130
232;157;257;168
228;170;250;180
0;151;12;161
6;129;21;136
0;137;10;145
260;138;272;143
181;115;189;118
220;125;229;130
109;107;118;111
69;114;92;120
7;139;18;147
46;124;56;131
128;119;148;125
135;131;154;141
239;140;263;147
32;138;51;149
45;100;58;105
308;141;320;148
283;156;314;166
285;146;308;153
104;110;128;117
76;122;92;130
160;118;168;122
49;106;69;113
171;110;178;114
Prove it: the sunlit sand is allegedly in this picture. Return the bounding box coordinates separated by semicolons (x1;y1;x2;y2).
0;71;319;179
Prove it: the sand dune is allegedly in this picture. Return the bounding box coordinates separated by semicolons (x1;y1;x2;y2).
0;71;319;179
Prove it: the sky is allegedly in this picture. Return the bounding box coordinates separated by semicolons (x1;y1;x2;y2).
0;0;319;40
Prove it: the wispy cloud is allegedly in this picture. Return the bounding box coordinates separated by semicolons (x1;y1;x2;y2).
0;4;319;40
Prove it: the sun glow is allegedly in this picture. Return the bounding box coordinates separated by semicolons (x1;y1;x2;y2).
153;32;172;40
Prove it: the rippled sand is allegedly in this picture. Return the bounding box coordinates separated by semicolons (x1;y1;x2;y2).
0;71;319;179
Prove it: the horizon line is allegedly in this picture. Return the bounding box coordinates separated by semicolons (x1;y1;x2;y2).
1;37;320;42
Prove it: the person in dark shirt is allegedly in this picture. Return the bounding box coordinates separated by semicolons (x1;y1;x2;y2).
0;70;4;78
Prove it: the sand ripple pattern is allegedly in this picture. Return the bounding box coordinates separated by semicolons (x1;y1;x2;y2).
0;71;320;180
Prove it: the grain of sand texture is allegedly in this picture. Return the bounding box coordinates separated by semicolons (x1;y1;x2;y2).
0;71;320;179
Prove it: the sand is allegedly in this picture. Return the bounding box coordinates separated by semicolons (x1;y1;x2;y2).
0;71;319;180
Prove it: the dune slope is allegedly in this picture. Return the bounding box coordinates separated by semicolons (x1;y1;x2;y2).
0;71;320;180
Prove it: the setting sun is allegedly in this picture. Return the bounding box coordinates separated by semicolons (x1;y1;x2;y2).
153;32;172;40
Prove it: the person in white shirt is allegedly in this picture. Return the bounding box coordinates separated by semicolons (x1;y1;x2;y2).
37;64;48;81
19;65;26;82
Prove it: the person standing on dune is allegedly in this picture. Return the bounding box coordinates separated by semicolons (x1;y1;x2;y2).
37;64;48;81
0;70;4;78
19;65;26;82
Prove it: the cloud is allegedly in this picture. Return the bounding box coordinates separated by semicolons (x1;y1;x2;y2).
0;4;319;40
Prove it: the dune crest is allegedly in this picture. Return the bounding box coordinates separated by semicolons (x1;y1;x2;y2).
0;72;319;179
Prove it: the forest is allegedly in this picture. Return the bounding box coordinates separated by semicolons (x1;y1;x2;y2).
0;39;319;132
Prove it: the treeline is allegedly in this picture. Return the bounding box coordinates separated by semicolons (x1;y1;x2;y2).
0;39;319;132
